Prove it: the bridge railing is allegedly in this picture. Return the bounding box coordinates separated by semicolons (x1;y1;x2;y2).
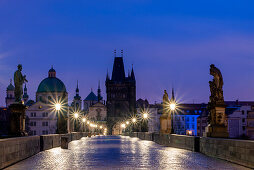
0;132;89;169
123;132;254;169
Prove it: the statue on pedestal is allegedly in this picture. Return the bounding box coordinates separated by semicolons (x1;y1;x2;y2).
205;64;228;138
14;64;28;103
9;64;28;136
160;90;172;134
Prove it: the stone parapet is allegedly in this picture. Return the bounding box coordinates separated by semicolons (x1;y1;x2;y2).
123;132;254;168
200;137;254;168
0;132;90;169
0;136;40;169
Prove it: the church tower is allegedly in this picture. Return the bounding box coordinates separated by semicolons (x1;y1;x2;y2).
72;81;82;111
106;51;136;134
6;79;15;107
23;84;29;104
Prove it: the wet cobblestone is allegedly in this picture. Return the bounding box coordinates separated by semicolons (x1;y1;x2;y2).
6;136;250;170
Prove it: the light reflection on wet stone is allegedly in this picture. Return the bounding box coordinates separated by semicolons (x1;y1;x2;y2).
7;136;250;170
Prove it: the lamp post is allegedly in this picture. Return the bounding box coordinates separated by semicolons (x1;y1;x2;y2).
142;113;148;132
55;103;71;133
73;112;79;132
169;102;176;134
82;117;86;132
121;123;126;134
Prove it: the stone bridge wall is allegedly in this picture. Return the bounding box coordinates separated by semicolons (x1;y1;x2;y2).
125;132;198;151
200;137;254;168
124;132;254;168
0;132;89;169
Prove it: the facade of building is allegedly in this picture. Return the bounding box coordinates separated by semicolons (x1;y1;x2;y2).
26;67;68;135
106;55;136;134
247;109;254;140
227;106;249;138
173;104;205;136
26;101;57;135
136;99;160;133
197;101;254;138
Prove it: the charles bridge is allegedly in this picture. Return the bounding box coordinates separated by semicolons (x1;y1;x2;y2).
0;132;253;169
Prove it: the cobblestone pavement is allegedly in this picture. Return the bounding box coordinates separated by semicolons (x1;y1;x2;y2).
6;136;250;170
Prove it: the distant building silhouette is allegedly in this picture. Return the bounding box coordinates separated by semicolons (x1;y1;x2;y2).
106;52;136;134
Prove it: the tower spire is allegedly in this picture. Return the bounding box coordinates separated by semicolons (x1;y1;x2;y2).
97;80;102;102
106;69;110;81
76;80;79;93
131;64;135;80
171;87;175;102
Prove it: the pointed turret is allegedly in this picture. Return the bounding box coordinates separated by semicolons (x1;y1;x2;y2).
73;80;81;111
76;80;79;94
23;84;29;103
97;80;102;102
106;69;110;82
131;64;135;81
171;88;175;102
74;80;81;100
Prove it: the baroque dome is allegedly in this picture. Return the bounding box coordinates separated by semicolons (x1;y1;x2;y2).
37;67;66;93
37;77;66;93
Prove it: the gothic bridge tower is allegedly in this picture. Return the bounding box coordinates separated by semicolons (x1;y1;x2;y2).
106;51;136;134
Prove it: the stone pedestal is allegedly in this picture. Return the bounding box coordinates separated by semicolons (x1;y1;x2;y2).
9;103;28;137
204;105;229;138
160;114;171;134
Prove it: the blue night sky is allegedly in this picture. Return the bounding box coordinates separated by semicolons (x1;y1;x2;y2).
0;0;254;106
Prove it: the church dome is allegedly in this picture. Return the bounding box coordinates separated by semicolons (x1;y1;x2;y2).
37;77;66;93
37;67;66;93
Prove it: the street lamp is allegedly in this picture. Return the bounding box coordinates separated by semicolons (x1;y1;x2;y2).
74;113;79;119
143;113;148;119
126;121;129;125
170;103;176;111
54;103;72;133
55;103;61;111
170;101;177;134
73;112;79;132
132;118;137;123
121;123;126;128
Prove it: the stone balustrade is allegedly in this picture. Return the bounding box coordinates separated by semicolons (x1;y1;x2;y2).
0;132;89;169
123;132;254;169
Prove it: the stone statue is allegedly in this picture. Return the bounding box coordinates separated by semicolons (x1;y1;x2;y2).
162;90;170;115
160;90;172;134
209;64;224;105
14;64;28;102
205;64;228;138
